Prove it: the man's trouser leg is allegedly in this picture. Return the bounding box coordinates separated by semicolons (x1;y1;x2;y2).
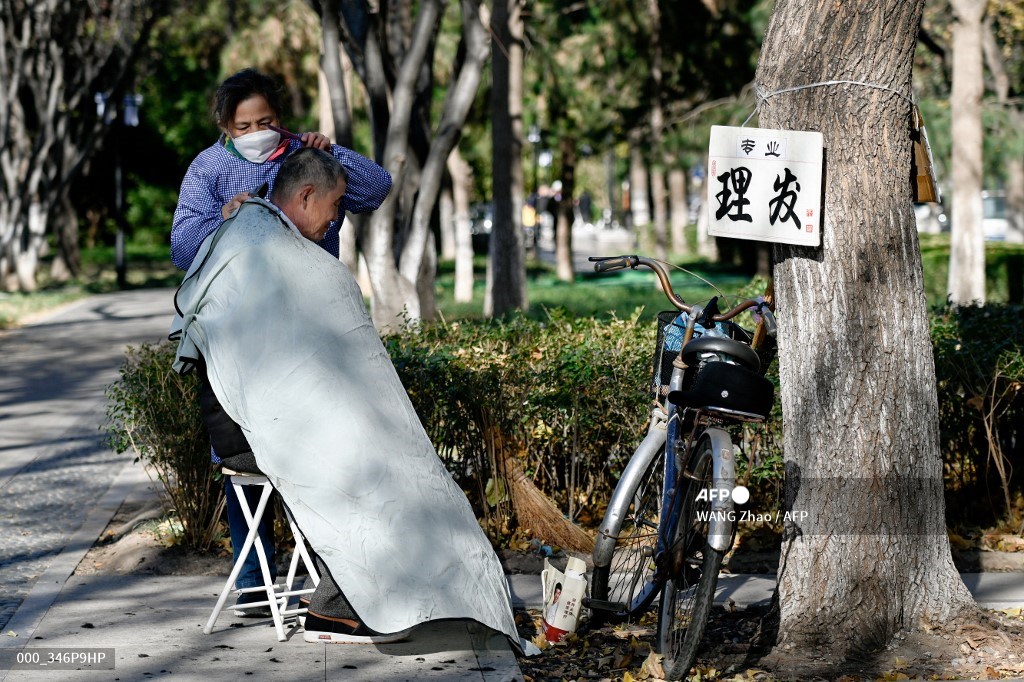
307;554;357;620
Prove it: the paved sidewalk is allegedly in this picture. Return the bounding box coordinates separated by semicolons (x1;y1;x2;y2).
0;289;174;630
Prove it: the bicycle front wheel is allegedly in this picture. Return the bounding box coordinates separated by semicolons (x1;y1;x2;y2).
658;440;723;680
590;441;665;620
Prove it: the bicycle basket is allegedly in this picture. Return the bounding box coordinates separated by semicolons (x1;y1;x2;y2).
652;311;755;399
667;360;774;420
651;311;684;402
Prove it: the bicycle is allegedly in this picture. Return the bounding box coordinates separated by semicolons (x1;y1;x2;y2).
586;255;778;680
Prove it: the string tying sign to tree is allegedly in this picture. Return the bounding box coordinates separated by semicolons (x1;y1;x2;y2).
707;125;823;247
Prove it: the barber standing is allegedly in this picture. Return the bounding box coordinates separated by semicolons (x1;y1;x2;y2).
171;68;391;615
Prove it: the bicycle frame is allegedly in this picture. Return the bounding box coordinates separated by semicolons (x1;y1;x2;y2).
593;407;668;570
592;302;740;599
590;255;772;616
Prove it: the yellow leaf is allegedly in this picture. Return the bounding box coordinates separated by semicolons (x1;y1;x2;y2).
640;651;665;679
623;672;636;682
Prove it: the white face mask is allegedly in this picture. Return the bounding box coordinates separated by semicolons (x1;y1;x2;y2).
231;129;282;164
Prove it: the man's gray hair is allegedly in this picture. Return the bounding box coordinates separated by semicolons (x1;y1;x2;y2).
273;147;348;201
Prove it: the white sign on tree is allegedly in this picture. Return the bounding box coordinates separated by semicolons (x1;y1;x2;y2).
707;125;823;247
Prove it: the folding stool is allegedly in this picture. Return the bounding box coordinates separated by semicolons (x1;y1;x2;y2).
203;469;319;641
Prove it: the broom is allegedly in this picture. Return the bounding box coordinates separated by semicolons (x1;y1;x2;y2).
482;411;595;553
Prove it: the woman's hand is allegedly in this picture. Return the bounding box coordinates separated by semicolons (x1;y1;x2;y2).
300;132;332;150
221;191;252;220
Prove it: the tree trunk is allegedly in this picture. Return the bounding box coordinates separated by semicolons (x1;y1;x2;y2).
757;0;974;659
650;165;668;262
947;0;986;304
416;230;438;321
319;0;353;148
448;147;475;302
982;15;1024;245
362;0;446;330
50;194;80;282
555;136;576;283
1006;155;1024;244
439;183;456;260
0;0;166;292
668;166;689;256
694;168;718;261
484;0;528;317
647;0;668;262
398;0;489;322
628;131;651;230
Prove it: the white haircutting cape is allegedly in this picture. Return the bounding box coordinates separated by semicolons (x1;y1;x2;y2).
170;199;518;641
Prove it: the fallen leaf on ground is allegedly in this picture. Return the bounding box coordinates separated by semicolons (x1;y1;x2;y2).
640;651;665;679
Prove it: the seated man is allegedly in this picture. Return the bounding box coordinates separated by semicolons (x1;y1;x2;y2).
171;148;518;645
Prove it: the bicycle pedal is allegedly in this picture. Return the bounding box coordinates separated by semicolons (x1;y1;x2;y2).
584;597;626;613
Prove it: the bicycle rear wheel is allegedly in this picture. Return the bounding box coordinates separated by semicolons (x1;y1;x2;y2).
658;440;723;680
590;442;665;620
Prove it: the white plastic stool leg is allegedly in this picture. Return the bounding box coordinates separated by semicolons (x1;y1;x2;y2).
204;477;276;635
203;474;320;640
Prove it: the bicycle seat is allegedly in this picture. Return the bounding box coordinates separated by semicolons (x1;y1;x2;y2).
681;336;760;373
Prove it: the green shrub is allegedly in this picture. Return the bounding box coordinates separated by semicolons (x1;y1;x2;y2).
105;341;223;550
931;303;1024;526
102;302;1023;551
386;309;655;542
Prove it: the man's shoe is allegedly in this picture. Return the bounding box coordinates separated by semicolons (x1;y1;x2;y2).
302;612;409;644
233;591;273;618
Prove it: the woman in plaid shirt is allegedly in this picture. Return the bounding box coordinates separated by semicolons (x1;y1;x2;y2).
171;68;391;616
171;68;391;270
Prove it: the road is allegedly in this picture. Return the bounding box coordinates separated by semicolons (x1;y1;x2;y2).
0;289;174;630
535;223;636;272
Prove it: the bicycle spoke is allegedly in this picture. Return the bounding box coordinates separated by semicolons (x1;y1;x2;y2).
658;439;723;681
591;442;666;617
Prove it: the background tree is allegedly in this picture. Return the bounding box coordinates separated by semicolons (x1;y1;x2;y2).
484;0;528;317
948;0;987;304
757;0;975;662
0;0;168;291
318;0;489;329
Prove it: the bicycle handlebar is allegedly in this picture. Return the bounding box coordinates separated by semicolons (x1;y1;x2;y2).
589;254;776;330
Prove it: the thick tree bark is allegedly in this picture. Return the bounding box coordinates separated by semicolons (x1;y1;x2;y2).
484;0;528;317
757;0;974;658
947;0;986;304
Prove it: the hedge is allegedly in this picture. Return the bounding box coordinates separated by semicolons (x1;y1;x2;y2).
104;303;1024;549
